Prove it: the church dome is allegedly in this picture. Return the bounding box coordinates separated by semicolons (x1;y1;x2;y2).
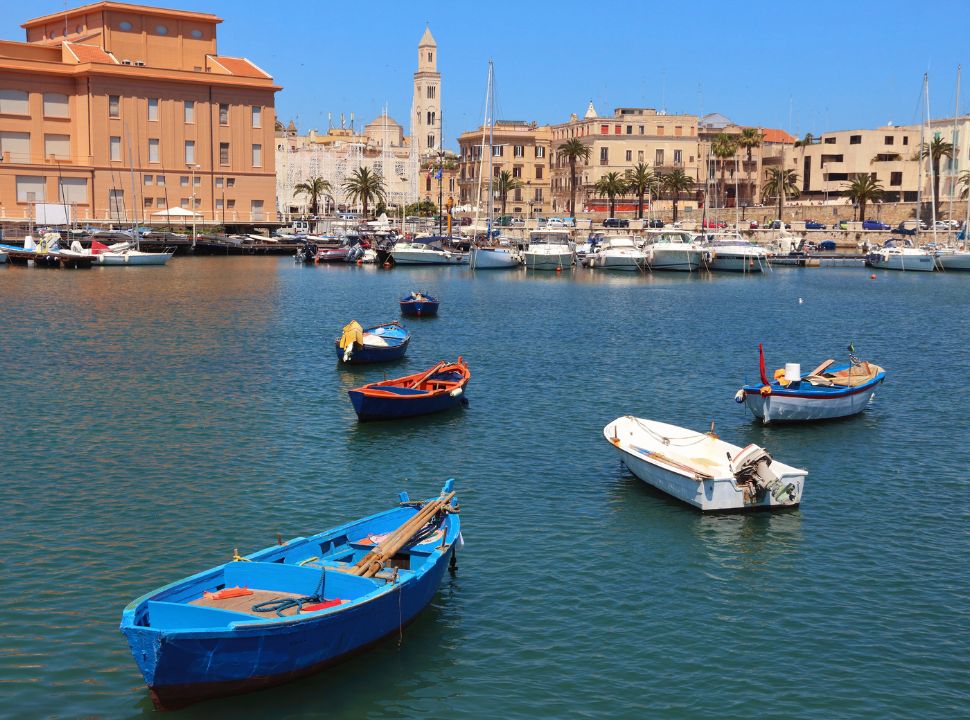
364;115;404;146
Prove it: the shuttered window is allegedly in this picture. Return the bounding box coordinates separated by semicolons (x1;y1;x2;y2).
0;89;29;115
0;131;30;160
44;134;71;158
43;93;69;118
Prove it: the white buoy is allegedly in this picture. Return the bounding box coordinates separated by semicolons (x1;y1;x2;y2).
784;363;801;382
798;297;804;304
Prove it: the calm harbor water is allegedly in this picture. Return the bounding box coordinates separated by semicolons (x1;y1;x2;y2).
2;257;968;719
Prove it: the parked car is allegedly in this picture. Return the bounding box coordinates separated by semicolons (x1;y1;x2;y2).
702;219;727;229
862;219;891;230
933;220;960;230
603;218;629;228
769;220;792;230
805;220;826;230
835;219;849;230
644;218;664;228
749;220;760;230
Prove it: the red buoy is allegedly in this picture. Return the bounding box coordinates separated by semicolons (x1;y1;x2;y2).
870;274;876;280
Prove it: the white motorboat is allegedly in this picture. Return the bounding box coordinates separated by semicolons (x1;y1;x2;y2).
603;416;807;511
97;249;173;265
588;235;645;270
522;229;573;270
391;238;467;265
701;232;770;272
867;239;934;272
935;249;970;270
640;230;705;271
470;245;521;269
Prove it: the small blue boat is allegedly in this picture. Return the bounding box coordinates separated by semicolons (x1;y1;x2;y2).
120;481;461;709
400;291;440;317
349;358;470;421
335;320;410;363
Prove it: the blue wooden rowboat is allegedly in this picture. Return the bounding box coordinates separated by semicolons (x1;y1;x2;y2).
348;358;470;421
734;344;886;423
335;320;410;363
120;481;461;709
399;291;440;317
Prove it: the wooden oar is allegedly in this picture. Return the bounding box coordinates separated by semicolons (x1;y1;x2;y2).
408;361;447;389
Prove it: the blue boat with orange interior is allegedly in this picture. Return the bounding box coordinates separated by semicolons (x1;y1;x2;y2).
335;320;410;364
120;481;462;709
399;291;440;317
348;358;470;421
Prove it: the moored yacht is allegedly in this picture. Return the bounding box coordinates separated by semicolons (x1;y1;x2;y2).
522;229;573;270
588;235;646;270
640;230;705;271
701;232;770;272
391;237;468;265
867;238;935;272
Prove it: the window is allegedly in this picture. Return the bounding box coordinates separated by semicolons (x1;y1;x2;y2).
427;52;433;62
16;176;46;203
637;150;644;162
216;177;224;188
252;106;262;128
227;199;235;209
144;197;154;207
536;165;543;180
119;21;133;31
492;145;503;157
251;144;262;167
849;135;862;144
657;126;665;136
109;95;120;118
890;171;902;186
638;125;644;135
625;150;632;162
44;134;70;158
110;136;121;161
156;175;165;185
184;140;195;164
426;177;432;192
673;149;682;164
144;174;153;185
514;145;524;158
148;138;159;163
219;103;229;125
655;149;664;165
147;98;158;121
512;166;522;178
43;93;69;118
157;197;166;207
250;200;265;220
194;196;201;208
219;142;230;165
155;24;168;35
191;29;203;39
427;111;435;125
180;197;189;208
227;177;235;188
614;125;621;135
600;147;608;165
675;126;683;137
903;137;909;146
427;85;436;99
180;176;189;187
535;146;545;159
0;89;29;115
194;176;201;186
534;188;543;201
600;124;608;135
513;188;522;201
427;134;434;149
885;135;894;145
216;198;224;210
184;100;194;123
0;131;30;160
59;177;87;203
824;137;836;144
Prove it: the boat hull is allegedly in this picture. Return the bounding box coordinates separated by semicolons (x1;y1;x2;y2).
522;251;572;270
98;251;173;266
400;300;439;317
391;250;467;265
334;337;409;363
349;387;466;420
590;252;644;270
935;251;970;271
470;247;520;269
647;249;703;271
740;377;884;423
708;254;767;272
867;252;935;271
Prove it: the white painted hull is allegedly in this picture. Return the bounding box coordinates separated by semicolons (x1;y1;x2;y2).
935;250;970;271
603;416;806;511
868;251;935;272
590;250;645;270
98;251;173;266
522;250;573;270
709;253;767;272
743;388;879;423
647;248;703;271
470;247;520;269
391;250;467;265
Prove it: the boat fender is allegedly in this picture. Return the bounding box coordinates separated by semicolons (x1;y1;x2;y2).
734;388;746;404
71;240;83;253
449;387;463;397
759;385;772;396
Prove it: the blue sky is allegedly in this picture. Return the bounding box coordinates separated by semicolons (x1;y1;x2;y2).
9;0;970;147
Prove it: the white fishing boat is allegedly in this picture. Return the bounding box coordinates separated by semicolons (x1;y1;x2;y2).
867;239;935;272
701;232;770;272
603;416;807;511
522;229;573;270
391;238;467;265
588;235;645;270
640;230;706;271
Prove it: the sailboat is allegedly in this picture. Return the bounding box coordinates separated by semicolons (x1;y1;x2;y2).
470;61;521;270
935;65;970;271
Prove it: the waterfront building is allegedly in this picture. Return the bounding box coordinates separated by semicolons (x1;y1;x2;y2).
0;1;279;226
456;121;552;217
906;115;970;205
548;104;702;217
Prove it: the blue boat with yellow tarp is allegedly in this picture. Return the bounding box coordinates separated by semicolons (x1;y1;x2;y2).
120;481;462;709
335;320;410;363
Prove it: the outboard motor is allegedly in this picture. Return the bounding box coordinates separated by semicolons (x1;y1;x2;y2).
730;445;796;504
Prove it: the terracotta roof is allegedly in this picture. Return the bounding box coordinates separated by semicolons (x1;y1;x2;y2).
210;55;270;78
64;41;117;64
761;128;796;144
23;2;221;29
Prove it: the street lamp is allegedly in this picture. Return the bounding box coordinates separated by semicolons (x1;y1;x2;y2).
187;163;200;247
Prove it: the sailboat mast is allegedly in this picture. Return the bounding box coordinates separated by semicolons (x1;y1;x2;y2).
487;60;494;237
917;74;926;230
927;74;938;242
950;65;960;241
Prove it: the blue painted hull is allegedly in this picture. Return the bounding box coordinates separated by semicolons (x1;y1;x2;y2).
120;496;460;709
400;300;439;317
349;388;466;420
333;336;410;363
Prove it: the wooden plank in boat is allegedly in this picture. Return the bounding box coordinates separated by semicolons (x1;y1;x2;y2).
190;589;303;617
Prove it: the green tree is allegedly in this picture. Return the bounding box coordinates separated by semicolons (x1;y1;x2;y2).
794;133;815;148
342;167;386;218
624;162;658;219
958;169;970;199
736;128;763;205
711;133;738;208
405;200;438;217
843;174;884;222
920;136;955;216
293;176;332;216
661;169;695;223
557;138;591;217
761;168;800;222
594;171;628;219
495;170;522;217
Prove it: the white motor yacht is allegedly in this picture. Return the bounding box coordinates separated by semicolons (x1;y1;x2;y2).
867;238;935;272
589;235;646;270
701;232;770;272
640;230;705;271
391;237;468;265
522;229;573;270
470;243;521;269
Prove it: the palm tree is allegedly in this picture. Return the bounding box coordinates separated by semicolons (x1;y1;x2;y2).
843;174;884;222
920;136;955;216
793;133;815;148
761;168;800;222
293;176;332;217
736;128;763;205
594;172;627;219
711;133;738;208
342;167;386;218
557;138;591;217
661;169;695;223
495;170;522;217
624;163;658;219
959;169;970;199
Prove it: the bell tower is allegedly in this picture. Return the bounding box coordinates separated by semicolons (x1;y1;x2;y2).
411;26;441;158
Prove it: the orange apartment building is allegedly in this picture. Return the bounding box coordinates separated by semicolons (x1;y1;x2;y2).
0;2;280;226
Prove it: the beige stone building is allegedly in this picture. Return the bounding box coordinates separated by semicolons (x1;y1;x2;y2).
549;104;701;216
457;121;552;216
0;1;279;226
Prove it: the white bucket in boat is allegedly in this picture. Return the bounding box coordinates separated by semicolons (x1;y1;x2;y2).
785;363;801;382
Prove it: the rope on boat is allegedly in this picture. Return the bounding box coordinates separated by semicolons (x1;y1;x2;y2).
252;565;328;617
629;415;710;447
